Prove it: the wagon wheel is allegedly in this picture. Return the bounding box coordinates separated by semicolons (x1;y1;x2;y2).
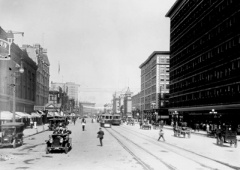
64;143;68;154
12;139;16;148
20;137;23;146
220;137;224;146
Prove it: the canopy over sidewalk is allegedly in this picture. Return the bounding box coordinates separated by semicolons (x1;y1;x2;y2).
30;112;41;118
0;111;21;120
15;112;32;118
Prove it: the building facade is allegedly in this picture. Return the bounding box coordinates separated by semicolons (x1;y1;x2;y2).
65;82;80;107
0;27;37;113
22;44;50;111
79;102;96;117
104;103;112;113
139;51;170;122
166;0;240;126
112;91;124;114
123;87;132;118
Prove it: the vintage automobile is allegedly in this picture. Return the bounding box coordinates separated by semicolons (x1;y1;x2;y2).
0;122;24;148
46;128;72;154
48;118;68;131
216;125;237;148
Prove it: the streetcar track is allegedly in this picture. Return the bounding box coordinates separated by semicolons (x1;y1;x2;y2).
106;128;177;170
106;129;152;170
118;126;240;170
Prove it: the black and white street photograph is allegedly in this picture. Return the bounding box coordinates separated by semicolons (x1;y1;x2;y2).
0;0;240;170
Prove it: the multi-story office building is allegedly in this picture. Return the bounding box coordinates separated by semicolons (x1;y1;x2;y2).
0;27;37;113
166;0;240;126
22;44;50;111
65;82;80;107
139;51;170;121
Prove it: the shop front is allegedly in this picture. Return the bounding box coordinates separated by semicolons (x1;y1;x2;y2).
169;104;240;131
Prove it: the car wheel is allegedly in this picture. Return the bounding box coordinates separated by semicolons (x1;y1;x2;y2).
20;137;23;146
12;139;16;148
64;143;68;154
46;146;50;154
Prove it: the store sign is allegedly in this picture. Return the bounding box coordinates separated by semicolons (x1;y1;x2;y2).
0;39;10;60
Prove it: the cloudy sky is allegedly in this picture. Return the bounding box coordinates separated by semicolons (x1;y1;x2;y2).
0;0;175;107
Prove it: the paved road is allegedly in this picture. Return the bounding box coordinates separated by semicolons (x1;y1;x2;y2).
0;119;239;170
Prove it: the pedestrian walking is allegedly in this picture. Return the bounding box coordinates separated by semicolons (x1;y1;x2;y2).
97;128;104;146
158;128;165;141
81;118;86;131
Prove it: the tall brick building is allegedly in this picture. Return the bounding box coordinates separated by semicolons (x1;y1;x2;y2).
0;27;37;113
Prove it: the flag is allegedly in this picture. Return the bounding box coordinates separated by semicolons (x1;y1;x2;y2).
58;61;60;74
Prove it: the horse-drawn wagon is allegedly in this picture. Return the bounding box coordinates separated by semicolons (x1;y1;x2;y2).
173;122;191;138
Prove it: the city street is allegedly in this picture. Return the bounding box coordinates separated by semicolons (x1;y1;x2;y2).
0;119;239;170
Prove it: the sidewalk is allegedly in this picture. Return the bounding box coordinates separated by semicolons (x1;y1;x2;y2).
163;125;240;140
23;123;49;138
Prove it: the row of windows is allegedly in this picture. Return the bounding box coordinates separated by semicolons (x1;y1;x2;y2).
171;36;240;82
171;58;240;94
170;84;240;107
171;13;239;69
172;13;238;64
171;0;235;43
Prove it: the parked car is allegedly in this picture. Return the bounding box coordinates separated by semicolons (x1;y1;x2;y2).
0;122;24;148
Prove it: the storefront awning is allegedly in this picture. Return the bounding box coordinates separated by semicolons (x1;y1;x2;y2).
15;112;32;118
30;112;41;118
0;111;21;120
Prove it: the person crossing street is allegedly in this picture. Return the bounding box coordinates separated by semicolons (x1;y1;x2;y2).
81;118;86;131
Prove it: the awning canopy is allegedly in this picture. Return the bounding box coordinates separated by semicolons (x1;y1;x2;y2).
47;112;62;117
15;112;32;118
30;112;41;118
0;111;21;120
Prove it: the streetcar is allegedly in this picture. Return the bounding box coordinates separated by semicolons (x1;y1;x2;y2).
112;114;121;126
99;113;112;128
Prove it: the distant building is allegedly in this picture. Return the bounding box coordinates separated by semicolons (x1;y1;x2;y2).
166;0;240;126
123;87;132;118
139;51;170;122
104;103;112;113
50;82;80;107
79;102;96;116
112;92;122;114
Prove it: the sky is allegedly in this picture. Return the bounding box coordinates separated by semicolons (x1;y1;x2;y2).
0;0;176;107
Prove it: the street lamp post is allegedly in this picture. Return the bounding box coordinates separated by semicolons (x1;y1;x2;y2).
158;86;162;121
12;62;24;122
173;111;178;126
209;109;218;129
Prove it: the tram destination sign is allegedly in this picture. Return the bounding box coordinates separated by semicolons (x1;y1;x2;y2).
0;39;11;60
